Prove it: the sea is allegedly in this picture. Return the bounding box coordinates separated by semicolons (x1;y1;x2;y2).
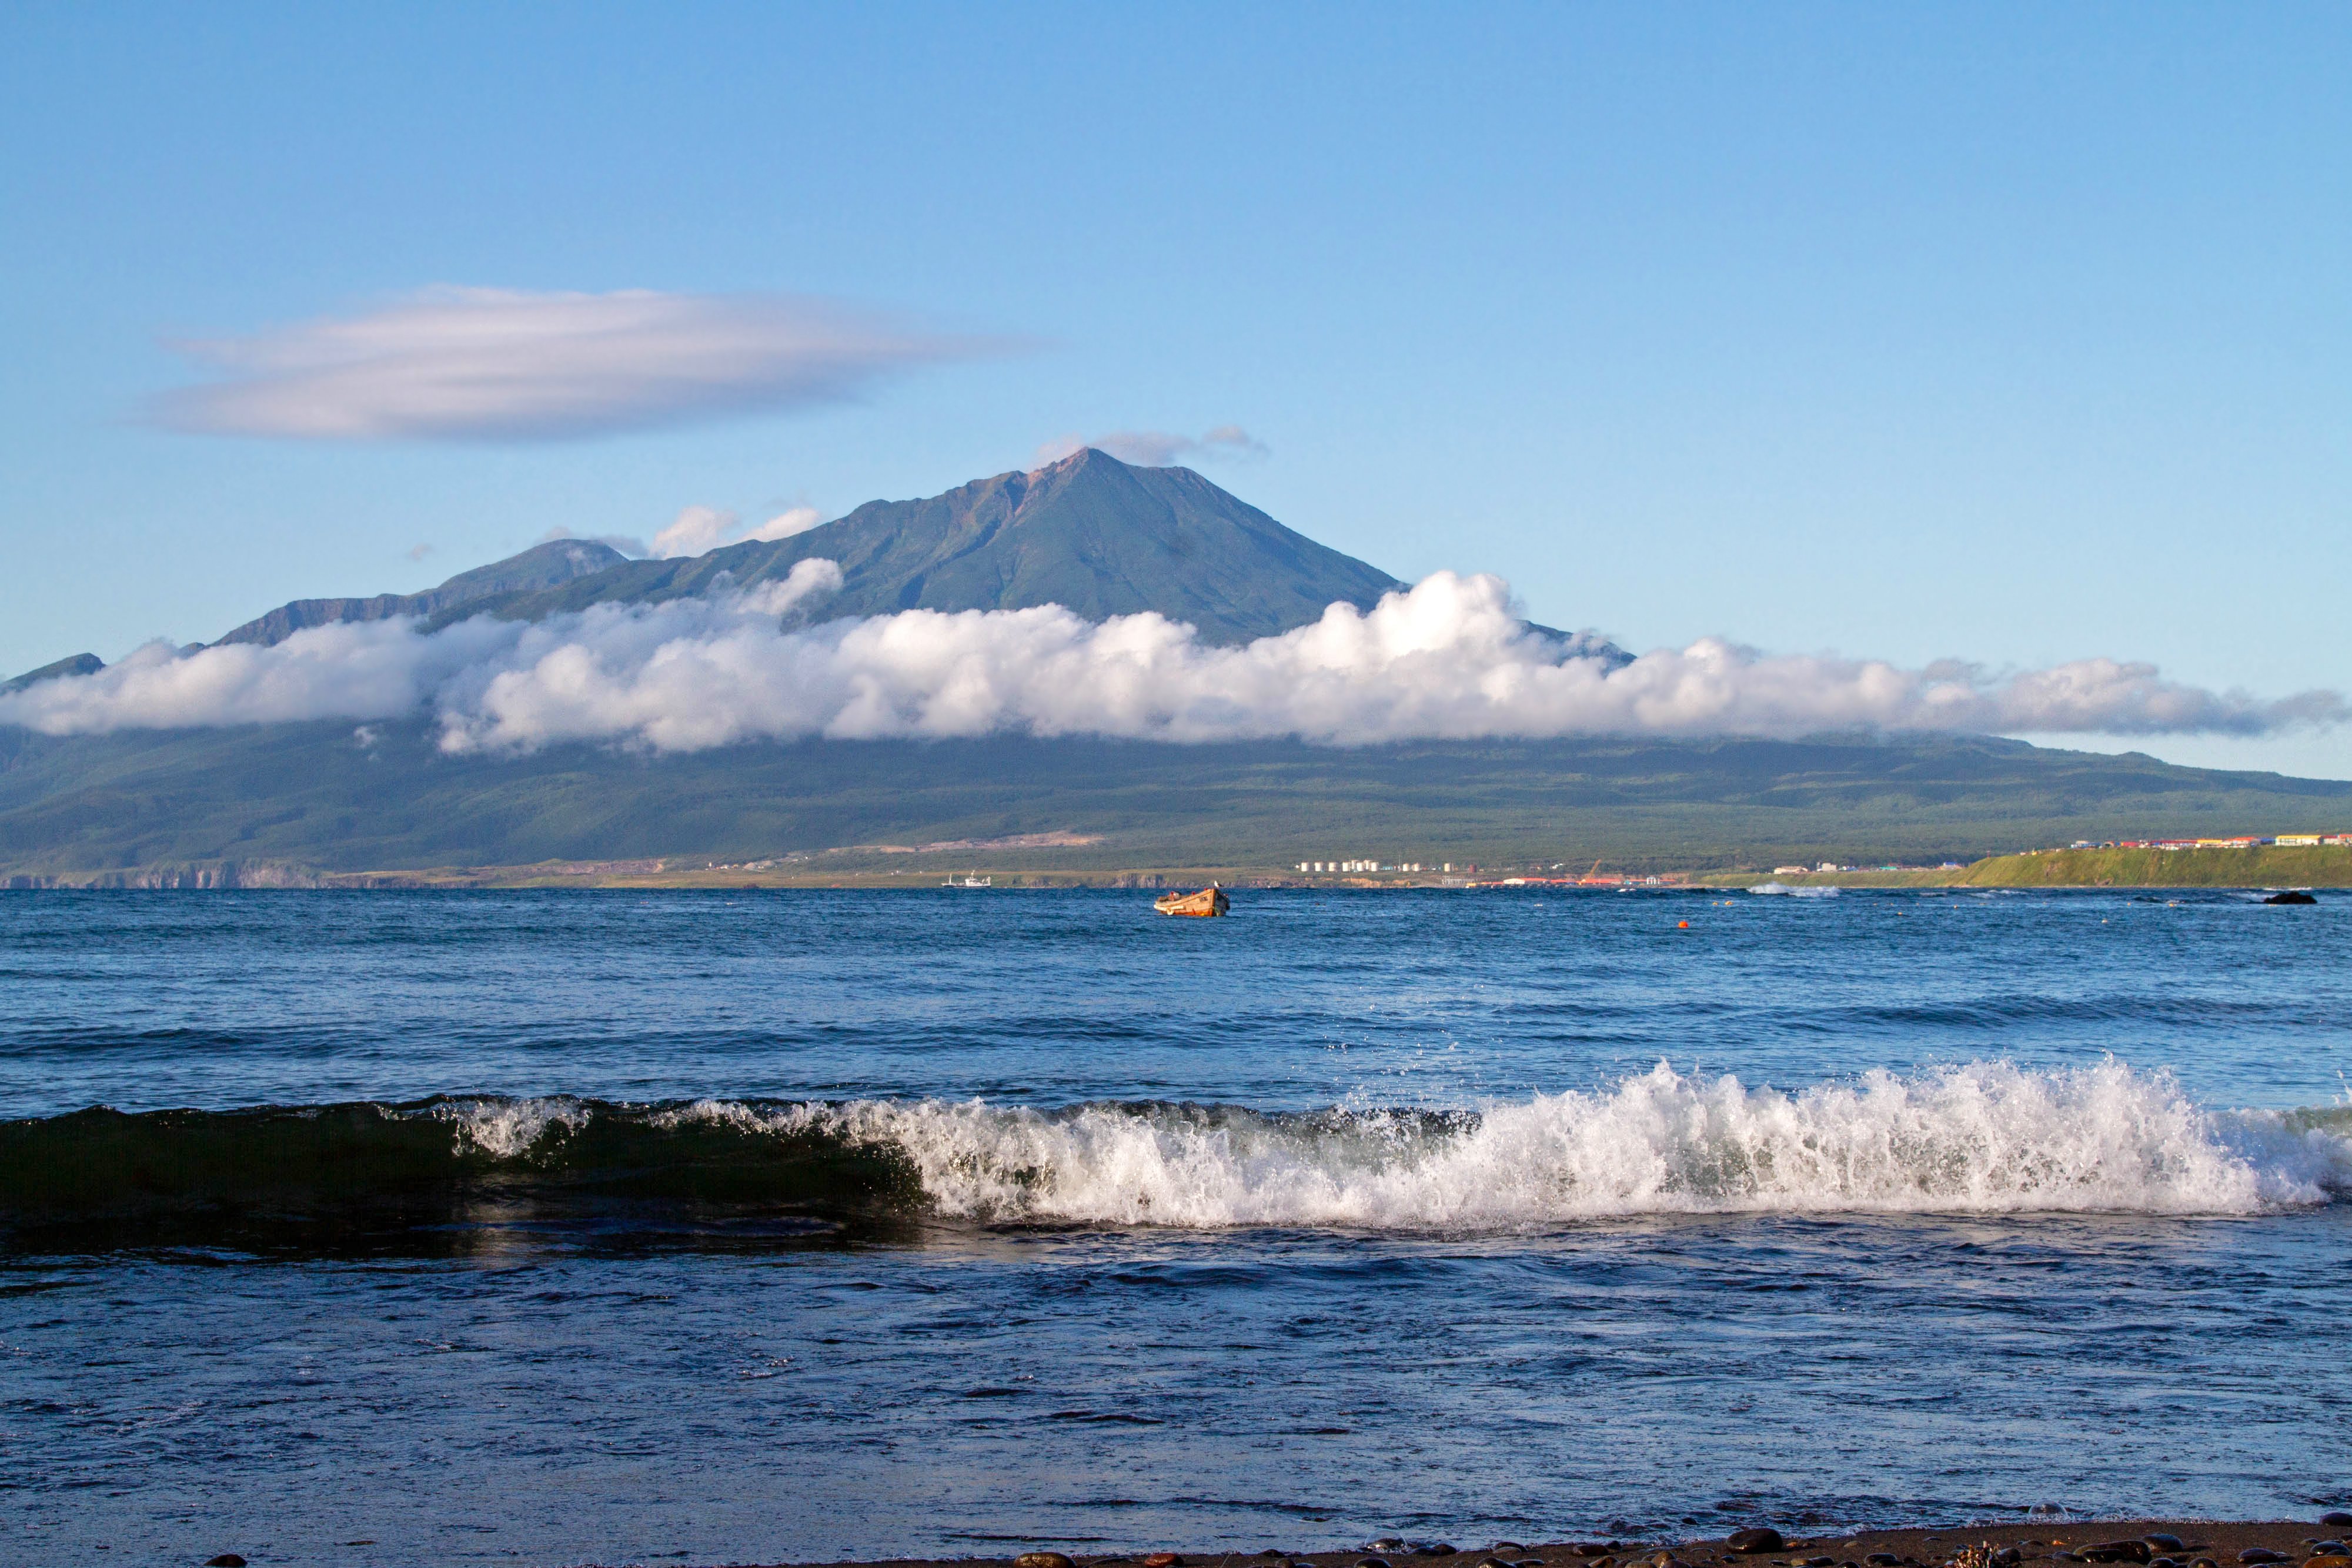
2;886;2348;1567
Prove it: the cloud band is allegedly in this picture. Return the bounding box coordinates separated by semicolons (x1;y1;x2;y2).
4;569;2337;753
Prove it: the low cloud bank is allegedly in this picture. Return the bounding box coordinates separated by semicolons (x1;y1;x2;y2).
4;568;2339;751
153;287;1005;442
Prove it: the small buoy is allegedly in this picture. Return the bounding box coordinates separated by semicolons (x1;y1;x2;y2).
1678;920;1689;928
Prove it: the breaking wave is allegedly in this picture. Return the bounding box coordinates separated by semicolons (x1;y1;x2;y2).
5;1062;2346;1243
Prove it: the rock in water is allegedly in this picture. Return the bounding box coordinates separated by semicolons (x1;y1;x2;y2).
1729;1532;1788;1556
2264;890;2318;904
1019;1554;1078;1568
1145;1556;1182;1566
205;1558;248;1567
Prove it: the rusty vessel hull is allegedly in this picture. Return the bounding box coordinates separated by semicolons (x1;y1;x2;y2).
1152;887;1230;917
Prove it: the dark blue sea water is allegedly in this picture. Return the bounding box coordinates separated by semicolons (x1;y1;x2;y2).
3;887;2349;1566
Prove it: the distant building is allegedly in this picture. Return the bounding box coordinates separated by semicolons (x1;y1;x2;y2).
1772;865;1808;875
2276;834;2323;847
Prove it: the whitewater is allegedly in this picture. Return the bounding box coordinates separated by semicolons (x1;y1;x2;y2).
400;1059;2352;1228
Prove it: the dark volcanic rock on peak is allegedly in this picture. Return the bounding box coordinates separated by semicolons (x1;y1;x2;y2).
215;538;629;648
444;447;1411;646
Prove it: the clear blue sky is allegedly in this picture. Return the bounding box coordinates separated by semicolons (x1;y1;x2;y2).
4;2;2347;775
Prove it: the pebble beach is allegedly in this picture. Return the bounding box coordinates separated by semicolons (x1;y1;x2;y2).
770;1523;2352;1568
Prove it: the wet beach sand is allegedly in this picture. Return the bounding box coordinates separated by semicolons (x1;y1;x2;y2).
765;1523;2352;1568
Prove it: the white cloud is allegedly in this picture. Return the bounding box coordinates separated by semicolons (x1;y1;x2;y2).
4;569;2338;754
153;287;1008;442
740;506;826;543
648;506;739;559
1035;424;1270;469
648;504;826;558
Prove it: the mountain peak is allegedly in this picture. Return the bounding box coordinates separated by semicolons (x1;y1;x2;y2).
155;453;1614;658
449;452;1412;646
1024;445;1104;479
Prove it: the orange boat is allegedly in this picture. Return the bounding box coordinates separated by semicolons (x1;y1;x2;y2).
1153;886;1230;918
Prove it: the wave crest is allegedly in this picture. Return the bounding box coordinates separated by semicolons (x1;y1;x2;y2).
683;1059;2349;1225
6;1062;2344;1242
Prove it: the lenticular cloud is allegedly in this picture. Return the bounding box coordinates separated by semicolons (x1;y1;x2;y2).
2;566;2338;749
151;287;1005;442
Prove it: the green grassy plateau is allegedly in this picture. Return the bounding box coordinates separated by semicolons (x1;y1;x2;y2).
1941;843;2352;887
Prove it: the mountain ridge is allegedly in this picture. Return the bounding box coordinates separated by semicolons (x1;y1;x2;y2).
212;537;630;647
5;449;1621;690
427;447;1418;646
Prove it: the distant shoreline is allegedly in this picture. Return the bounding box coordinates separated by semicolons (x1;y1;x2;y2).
5;843;2350;891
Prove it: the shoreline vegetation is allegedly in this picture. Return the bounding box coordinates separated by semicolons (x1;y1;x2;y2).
5;845;2349;892
750;1521;2352;1568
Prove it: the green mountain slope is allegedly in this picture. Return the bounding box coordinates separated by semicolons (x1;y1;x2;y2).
437;447;1412;645
1;654;103;696
2;721;2344;880
214;537;629;647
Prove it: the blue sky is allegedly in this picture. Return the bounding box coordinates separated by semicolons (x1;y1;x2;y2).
4;2;2347;775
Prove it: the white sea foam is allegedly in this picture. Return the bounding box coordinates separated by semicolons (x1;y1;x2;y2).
666;1061;2352;1228
437;1095;591;1158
